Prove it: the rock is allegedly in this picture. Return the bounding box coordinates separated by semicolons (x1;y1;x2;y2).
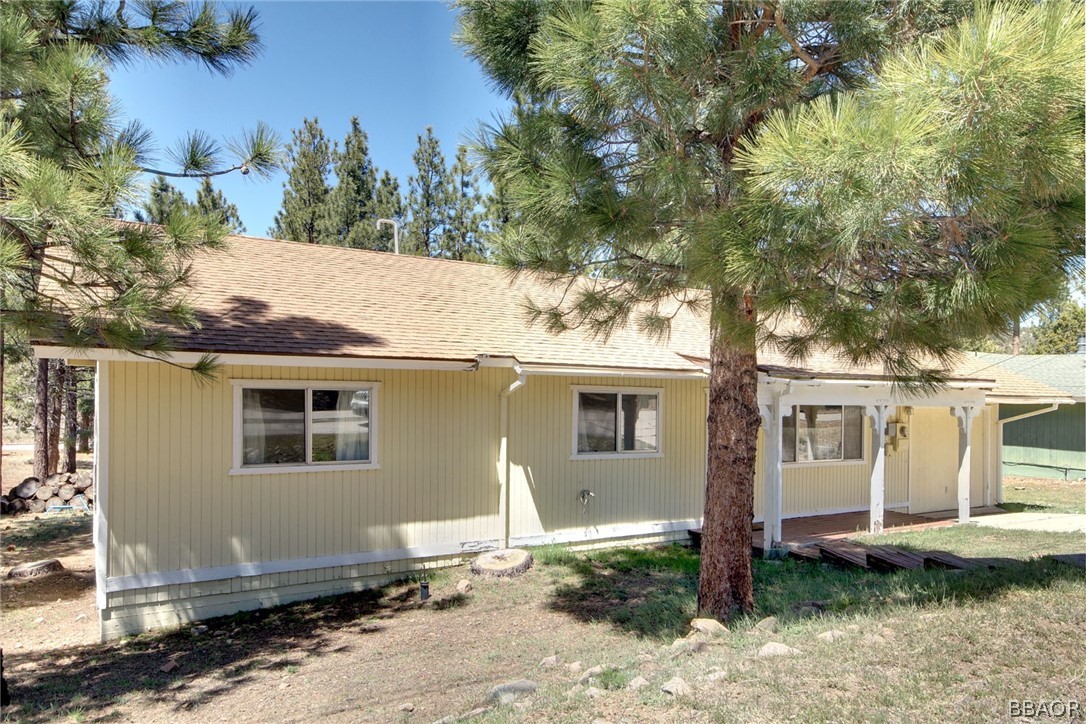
540;655;559;668
399;703;415;713
758;642;801;658
470;549;533;578
567;661;582;674
688;640;711;654
627;675;650;691
74;613;88;622
5;545;14;552
817;630;845;642
7;559;64;579
862;634;886;645
160;660;180;673
191;625;209;636
705;670;729;682
637;653;653;663
578;665;605;684
584;686;602;699
754;616;778;633
797;606;821;618
488;679;538;705
660;676;691;697
689;617;728;636
456;579;473;594
33;617;45;624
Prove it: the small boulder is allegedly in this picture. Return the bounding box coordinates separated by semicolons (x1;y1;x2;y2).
689;618;728;636
758;642;801;658
488;679;538;705
627;675;650;691
817;630;845;642
398;703;415;713
584;686;602;699
705;670;729;683
160;660;180;673
578;665;605;684
862;634;886;645
660;676;691;697
753;616;778;633
74;613;88;622
540;655;559;668
567;661;583;674
456;579;473;594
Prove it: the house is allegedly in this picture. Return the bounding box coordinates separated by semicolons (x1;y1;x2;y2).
965;347;1086;480
33;234;1073;640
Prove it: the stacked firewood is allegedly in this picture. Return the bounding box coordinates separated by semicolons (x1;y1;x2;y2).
1;472;94;515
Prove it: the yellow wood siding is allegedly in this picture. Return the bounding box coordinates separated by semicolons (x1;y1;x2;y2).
506;376;708;541
106;362;507;581
907;406;992;514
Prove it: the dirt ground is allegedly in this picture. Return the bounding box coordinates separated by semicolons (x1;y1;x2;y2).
2;481;1084;722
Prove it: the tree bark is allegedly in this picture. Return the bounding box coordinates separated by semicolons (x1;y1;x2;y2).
47;360;63;475
78;367;92;454
0;325;4;491
33;358;50;482
697;292;760;619
64;364;77;473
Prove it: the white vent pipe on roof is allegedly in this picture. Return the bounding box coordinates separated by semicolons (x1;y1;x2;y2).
376;218;400;254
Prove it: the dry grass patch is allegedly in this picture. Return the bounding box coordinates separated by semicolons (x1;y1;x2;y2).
1001;476;1086;515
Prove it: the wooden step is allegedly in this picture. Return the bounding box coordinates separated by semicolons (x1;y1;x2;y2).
866;545;925;572
688;528;702;550
970;556;1023;569
816;541;870;569
1048;553;1086;569
789;545;822;563
923;550;980;571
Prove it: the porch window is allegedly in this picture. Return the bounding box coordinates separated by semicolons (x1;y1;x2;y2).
781;405;864;463
231;381;378;474
573;387;662;459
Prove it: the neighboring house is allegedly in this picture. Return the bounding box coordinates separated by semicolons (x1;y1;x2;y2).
966;348;1086;480
34;234;1071;640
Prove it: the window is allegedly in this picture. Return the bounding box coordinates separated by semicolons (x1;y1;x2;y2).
232;381;378;474
781;405;863;464
573;387;662;459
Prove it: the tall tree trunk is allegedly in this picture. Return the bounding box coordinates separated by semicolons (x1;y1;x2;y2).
697;292;759;619
47;360;63;475
64;364;77;473
1011;316;1021;355
33;358;49;481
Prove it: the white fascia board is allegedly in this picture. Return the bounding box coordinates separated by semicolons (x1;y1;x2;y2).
33;346;477;371
989;396;1076;406
518;363;707;379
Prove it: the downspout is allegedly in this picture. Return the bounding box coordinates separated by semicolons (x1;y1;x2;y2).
994;402;1061;503
499;366;526;548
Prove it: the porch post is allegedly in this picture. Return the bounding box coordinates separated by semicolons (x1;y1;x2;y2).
865;404;893;534
759;396;784;554
954;405;979;524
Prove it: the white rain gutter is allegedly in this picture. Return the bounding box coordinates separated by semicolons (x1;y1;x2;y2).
499;365;527;548
994;402;1065;503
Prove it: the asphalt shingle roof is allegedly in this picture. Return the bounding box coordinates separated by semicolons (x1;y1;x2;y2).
964;352;1086;402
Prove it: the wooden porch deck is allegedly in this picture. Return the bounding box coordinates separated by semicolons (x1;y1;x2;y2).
754;509;953;546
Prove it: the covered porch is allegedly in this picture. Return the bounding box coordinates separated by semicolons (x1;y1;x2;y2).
751;507;1003;547
756;374;991;555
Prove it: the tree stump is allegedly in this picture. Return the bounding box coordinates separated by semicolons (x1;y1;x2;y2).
470;549;533;578
7;559;64;578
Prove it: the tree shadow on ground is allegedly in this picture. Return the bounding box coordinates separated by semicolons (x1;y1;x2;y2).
543;544;1086;641
5;580;445;722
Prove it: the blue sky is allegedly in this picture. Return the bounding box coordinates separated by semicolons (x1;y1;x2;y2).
109;1;510;236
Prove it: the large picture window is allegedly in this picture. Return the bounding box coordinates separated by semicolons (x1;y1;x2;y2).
781;405;864;464
573;387;662;459
232;381;378;474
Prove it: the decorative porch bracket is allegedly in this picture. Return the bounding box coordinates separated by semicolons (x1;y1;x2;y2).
865;404;894;534
759;397;789;555
953;405;981;524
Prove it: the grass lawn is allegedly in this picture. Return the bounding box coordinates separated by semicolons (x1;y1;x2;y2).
1001;476;1086;515
5;525;1084;723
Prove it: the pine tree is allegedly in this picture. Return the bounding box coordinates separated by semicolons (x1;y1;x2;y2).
1026;302;1086;354
442;146;487;261
322;117;378;248
136;175;191;224
195;178;245;234
405;127;449;256
1;1;281;487
457;0;1084;617
271;118;332;244
370;171;405;253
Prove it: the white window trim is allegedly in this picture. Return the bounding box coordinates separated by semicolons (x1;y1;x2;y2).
229;379;380;475
571;385;664;461
782;403;866;467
